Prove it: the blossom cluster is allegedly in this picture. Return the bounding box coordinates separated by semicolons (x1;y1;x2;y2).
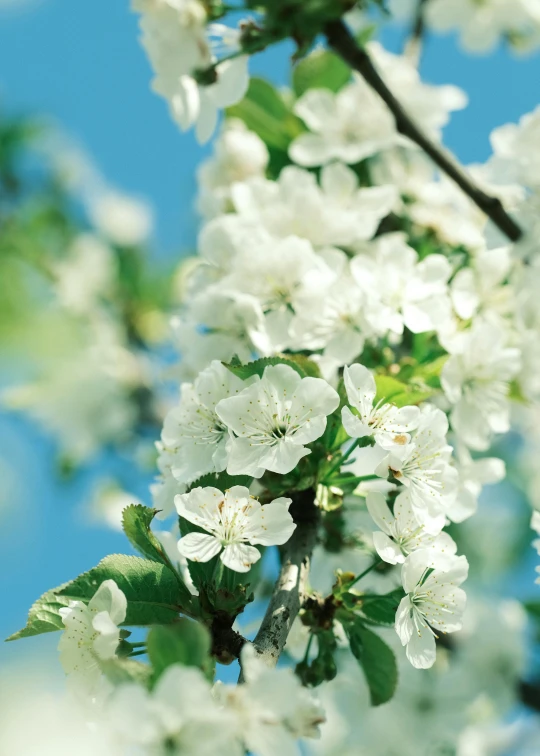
7;4;540;755
390;0;540;54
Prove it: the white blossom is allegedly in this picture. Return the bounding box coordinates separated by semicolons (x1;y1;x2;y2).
367;491;457;566
441;321;521;451
350;233;453;336
109;664;242;755
231;163;397;250
175;485;296;572
424;0;540;53
58;580;126;695
375;405;458;533
289;77;399;167
160;360;249;484
369;41;467;137
198;119;269;218
53;234;116;314
342;363;420;451
489;106;540;191
132;0;248;142
217;644;325;755
395;550;468;669
215;364;340;477
451;444;506;522
450;246;513;321
89;190;154;246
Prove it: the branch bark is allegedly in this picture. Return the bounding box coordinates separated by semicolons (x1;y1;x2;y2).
246;492;320;670
404;0;428;65
324;19;523;244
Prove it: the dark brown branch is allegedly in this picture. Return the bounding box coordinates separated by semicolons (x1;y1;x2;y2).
324;19;523;244
211;616;248;664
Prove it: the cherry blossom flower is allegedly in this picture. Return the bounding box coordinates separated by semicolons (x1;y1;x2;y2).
175;486;296;572
375;405;458;533
441;321;521;451
395;550;469;668
342;363;420;451
367;491;457;566
58;580;126;695
289;78;398;167
215;364;340;477
217;644;325;755
160;360;250;484
109;664;241;755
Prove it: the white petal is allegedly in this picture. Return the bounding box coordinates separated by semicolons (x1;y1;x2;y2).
221;543;261;572
341;406;372;439
245;498;296;546
264;436;311;475
92;612;120;660
177;532;222;562
88;579;127;626
225;436;267;478
175;487;224;531
366;492;395;535
406;624;437;669
395;595;414;645
373;531;404;565
343;363;376;415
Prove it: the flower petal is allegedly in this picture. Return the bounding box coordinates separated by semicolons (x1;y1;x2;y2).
177;532;222;563
221;543;261;572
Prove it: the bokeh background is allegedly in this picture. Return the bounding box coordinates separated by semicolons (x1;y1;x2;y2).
1;0;540;701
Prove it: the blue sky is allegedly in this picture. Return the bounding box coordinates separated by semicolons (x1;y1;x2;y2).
0;0;539;671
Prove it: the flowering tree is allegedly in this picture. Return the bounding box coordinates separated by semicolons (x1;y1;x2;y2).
5;0;540;753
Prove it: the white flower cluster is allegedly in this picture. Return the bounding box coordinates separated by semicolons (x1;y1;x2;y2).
147;41;540;673
57;580;324;756
132;0;248;142
390;0;540;53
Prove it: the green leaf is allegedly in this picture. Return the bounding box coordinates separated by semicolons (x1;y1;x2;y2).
374;375;409;404
122;505;196;609
147;619;213;682
58;555;184;626
122;504;169;563
293;49;351;96
6;583;71;641
360;588;405;626
374;374;434;407
100;657;152;688
524;601;540;621
226;78;304;152
345;620;398;706
186;471;253;494
285;353;321;378
223;355;307;381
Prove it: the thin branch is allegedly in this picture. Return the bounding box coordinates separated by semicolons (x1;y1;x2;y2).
324;19;523;244
404;0;428;65
244;492;320;671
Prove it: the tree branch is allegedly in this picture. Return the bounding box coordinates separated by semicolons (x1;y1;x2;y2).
246;491;320;670
324;19;523;244
404;0;428;65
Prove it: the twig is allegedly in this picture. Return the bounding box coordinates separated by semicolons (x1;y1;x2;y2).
324;19;523;244
242;491;320;672
404;0;429;65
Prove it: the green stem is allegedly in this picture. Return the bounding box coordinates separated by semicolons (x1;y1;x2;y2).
129;649;147;658
347;559;381;590
322;438;363;483
302;633;315;665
